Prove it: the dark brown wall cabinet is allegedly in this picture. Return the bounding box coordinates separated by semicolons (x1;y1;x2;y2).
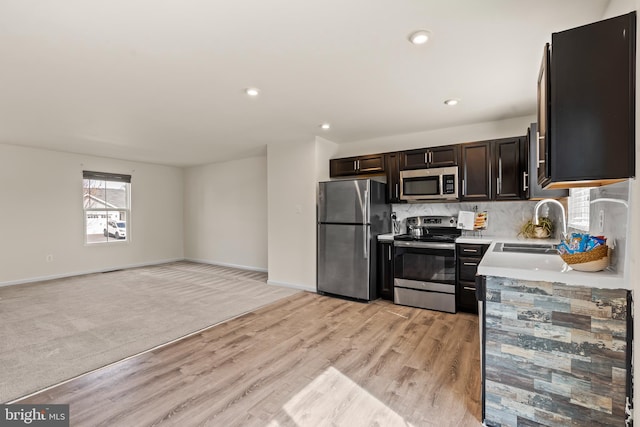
456;243;489;313
400;145;458;170
524;123;568;199
377;241;394;300
385;153;402;203
330;154;385;177
459;137;525;201
539;12;636;189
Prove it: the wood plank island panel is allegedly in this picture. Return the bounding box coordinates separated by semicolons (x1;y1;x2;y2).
484;276;630;427
19;292;482;427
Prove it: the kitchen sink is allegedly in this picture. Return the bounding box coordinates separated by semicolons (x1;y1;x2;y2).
493;242;558;255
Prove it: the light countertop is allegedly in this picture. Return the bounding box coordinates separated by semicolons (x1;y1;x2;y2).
377;232;627;289
378;233;500;243
478;239;627;290
377;233;397;242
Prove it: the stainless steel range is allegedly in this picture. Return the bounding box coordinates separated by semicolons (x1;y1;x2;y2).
393;216;460;313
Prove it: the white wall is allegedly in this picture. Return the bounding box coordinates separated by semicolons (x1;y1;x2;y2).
335;115;536;157
0;144;184;285
183;156;268;271
267;137;338;291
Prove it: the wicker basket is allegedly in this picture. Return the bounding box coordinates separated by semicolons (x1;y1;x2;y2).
559;244;610;272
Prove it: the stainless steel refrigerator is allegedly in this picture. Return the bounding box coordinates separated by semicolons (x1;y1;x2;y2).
317;179;390;301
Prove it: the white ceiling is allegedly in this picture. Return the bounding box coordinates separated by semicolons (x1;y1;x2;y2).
0;0;610;167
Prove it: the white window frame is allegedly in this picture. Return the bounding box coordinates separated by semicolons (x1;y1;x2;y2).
83;171;131;244
567;188;591;232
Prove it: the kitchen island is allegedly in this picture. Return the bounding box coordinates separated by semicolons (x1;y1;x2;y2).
477;241;630;426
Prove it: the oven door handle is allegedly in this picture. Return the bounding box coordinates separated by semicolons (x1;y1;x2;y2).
393;241;455;250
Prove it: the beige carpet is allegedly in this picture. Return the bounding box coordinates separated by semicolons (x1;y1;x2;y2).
0;261;299;403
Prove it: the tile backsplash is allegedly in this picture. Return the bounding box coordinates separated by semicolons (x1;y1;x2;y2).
588;180;630;275
392;180;630;276
392;200;540;238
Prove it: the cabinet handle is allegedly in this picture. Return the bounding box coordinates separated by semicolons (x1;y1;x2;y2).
354;160;357;171
462;249;478;253
523;171;529;192
357;160;360;170
395;183;399;198
424;152;429;164
429;151;433;163
463;262;478;266
388;245;392;261
497;158;502;195
536;131;546;166
463;286;476;291
461;179;465;196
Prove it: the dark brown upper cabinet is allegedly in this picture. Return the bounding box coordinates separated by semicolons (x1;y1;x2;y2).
460;141;492;201
385;152;402;203
524;123;568;200
539;11;636;189
400;145;458;170
329;154;385;177
460;137;526;201
493;137;523;200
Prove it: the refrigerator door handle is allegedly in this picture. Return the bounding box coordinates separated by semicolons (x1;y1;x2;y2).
363;188;369;224
363;226;369;259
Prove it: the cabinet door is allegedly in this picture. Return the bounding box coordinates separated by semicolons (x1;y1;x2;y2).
549;12;635;186
525;124;569;200
537;43;551;187
458;281;479;313
385;153;401;203
458;257;482;282
400;149;429;170
357;154;385;174
460;141;491;201
377;241;394;300
330;157;359;177
493;137;523;200
429;145;458;167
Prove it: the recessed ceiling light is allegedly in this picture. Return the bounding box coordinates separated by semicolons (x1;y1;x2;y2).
245;87;260;97
320;123;331;130
444;99;459;106
408;30;431;45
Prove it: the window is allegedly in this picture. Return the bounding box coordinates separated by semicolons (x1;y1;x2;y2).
83;171;131;243
567;188;591;232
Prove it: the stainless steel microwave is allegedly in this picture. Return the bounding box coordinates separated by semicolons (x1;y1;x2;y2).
400;166;459;202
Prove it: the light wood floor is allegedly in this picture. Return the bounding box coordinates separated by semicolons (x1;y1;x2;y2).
20;292;482;426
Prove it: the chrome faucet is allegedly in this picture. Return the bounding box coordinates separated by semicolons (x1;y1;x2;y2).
533;198;567;239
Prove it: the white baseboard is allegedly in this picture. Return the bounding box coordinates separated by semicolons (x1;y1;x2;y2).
0;259;300;289
267;279;316;292
184;258;268;273
0;258;184;288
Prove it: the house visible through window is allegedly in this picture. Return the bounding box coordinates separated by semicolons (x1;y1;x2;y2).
83;171;131;243
567;188;591;232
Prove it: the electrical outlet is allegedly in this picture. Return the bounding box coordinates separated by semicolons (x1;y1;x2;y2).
46;254;54;262
598;210;605;233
